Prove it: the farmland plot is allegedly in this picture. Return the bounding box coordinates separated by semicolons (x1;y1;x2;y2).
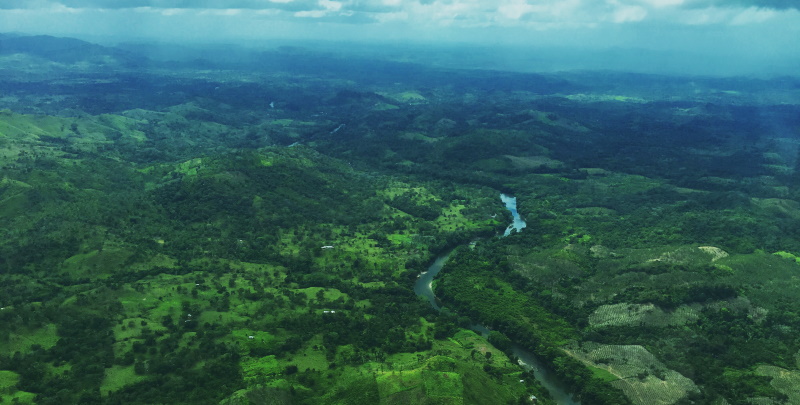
566;343;699;405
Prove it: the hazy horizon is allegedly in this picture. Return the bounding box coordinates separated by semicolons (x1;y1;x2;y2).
1;1;799;76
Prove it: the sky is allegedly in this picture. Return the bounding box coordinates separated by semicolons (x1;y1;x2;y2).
1;0;799;75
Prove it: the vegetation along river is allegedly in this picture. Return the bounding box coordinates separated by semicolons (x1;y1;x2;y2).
414;194;580;405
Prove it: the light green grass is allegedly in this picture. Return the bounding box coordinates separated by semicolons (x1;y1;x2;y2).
0;324;59;354
292;335;329;372
298;287;346;302
242;355;282;385
174;157;203;176
199;310;248;325
0;371;19;393
62;248;134;277
100;365;144;395
589;365;620;383
376;369;424;397
0;390;35;405
387;233;413;245
423;370;463;399
773;251;800;264
229;330;278;355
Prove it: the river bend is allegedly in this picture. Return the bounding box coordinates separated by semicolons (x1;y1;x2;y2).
413;194;580;405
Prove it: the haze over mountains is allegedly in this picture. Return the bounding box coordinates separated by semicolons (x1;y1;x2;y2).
2;0;800;78
2;32;798;78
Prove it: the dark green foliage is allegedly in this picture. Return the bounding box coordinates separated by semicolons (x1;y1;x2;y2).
436;246;630;404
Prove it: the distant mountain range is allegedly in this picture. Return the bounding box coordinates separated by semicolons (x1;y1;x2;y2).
3;32;798;78
0;33;148;68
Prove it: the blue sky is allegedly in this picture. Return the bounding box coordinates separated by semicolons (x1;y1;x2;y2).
1;1;798;75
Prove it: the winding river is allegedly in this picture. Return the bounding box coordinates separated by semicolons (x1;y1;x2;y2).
414;194;580;405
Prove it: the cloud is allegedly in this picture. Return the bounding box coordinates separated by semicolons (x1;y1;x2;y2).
1;0;798;43
729;6;778;24
6;0;320;11
612;5;649;23
705;0;798;10
0;0;796;27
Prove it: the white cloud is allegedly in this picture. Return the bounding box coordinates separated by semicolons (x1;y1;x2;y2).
373;10;407;22
294;9;325;17
160;7;186;15
613;5;648;22
730;6;777;24
319;0;342;12
198;8;242;15
498;1;535;20
0;0;795;28
292;0;341;18
641;0;684;8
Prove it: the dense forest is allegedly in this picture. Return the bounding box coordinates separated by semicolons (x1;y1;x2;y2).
1;34;800;404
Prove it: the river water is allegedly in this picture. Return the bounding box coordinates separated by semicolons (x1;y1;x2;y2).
413;194;580;405
501;193;527;236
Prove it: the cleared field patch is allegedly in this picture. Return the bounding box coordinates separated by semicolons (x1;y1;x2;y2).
298;287;347;302
400;132;440;143
0;390;35;405
242;355;282;385
0;324;59;354
0;370;19;393
0;179;32;218
529;109;591;131
198;310;248;325
100;365;144;396
755;365;800;404
62;248;134;278
588;303;701;328
578;172;663;197
227;329;279;356
698;246;730;262
448;330;511;364
0;110;147;163
290;335;329;372
509;249;585;285
381;91;428;104
376;368;464;405
615;374;699;405
752;198;800;220
377;369;424;398
423;370;464;400
643;245;724;266
566;93;647;103
504;155;564;170
567;343;699;405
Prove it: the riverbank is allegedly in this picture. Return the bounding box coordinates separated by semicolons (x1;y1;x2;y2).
414;194;582;405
